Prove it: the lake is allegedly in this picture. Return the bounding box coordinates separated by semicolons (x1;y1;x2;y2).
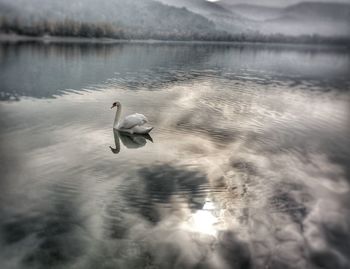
0;41;349;269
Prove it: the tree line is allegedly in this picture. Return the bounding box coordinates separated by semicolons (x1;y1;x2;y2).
1;17;349;45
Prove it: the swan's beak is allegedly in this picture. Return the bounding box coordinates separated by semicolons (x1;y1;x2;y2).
111;104;116;109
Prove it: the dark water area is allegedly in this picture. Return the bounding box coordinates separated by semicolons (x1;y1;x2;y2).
0;42;349;269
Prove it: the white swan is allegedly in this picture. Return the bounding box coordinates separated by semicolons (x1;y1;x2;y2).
111;101;153;134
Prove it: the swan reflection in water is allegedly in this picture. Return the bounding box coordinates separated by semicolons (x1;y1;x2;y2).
110;129;153;154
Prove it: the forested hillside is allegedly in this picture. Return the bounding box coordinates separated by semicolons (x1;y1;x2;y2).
0;0;349;43
0;0;218;40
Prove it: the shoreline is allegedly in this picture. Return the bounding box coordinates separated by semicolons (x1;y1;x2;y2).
0;34;349;49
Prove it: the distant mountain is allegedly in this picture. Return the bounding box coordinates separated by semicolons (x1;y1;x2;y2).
160;0;258;34
0;0;349;42
0;0;217;39
262;2;350;36
160;0;350;36
219;3;282;21
160;0;231;15
217;1;350;36
284;2;350;22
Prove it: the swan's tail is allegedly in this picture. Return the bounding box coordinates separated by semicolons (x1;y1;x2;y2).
144;126;154;134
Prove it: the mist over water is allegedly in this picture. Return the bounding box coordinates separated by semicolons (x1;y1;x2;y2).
0;42;349;269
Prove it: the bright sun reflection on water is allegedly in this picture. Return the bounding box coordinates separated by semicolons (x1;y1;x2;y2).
184;199;219;236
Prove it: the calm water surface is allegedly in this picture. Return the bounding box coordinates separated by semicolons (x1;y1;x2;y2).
0;42;349;269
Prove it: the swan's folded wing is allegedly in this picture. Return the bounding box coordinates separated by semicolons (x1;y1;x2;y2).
118;113;148;129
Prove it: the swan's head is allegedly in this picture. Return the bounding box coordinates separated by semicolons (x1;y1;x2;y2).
111;101;121;109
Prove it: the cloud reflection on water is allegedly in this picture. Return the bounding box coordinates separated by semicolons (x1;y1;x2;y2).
0;47;350;269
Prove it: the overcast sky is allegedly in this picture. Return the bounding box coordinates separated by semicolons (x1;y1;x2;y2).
211;0;350;7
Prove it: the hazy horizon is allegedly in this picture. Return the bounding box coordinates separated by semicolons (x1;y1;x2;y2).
1;0;349;40
2;0;350;7
212;0;350;7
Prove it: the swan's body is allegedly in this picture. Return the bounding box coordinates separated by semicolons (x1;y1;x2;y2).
112;101;153;134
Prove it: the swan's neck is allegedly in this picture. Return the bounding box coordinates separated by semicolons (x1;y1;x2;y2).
114;105;122;128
